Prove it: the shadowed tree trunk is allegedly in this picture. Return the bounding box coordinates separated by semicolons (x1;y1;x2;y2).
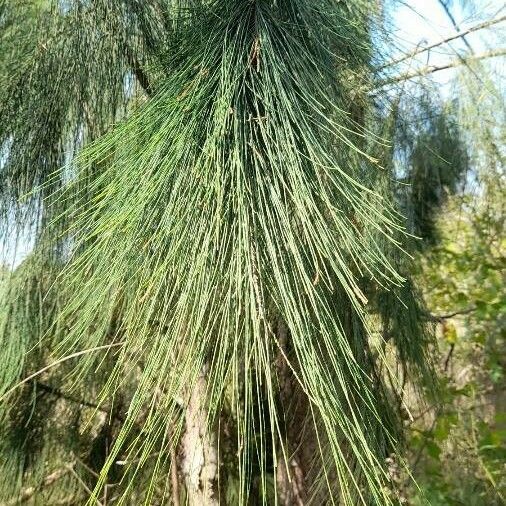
275;320;311;506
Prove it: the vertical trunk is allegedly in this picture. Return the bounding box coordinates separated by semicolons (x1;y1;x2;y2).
170;438;180;506
275;320;308;506
276;457;305;506
181;366;219;506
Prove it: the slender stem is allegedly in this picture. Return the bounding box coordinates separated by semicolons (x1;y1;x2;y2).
0;465;74;506
35;381;123;421
0;343;124;402
379;48;506;86
380;15;505;70
437;0;474;53
432;306;477;322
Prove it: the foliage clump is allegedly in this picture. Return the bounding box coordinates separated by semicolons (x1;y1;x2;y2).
0;0;503;504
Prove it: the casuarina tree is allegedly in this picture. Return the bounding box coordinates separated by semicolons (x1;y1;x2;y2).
0;0;502;504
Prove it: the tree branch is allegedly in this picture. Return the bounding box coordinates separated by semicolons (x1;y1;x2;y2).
380;14;506;70
124;45;153;97
437;0;474;53
444;343;455;372
430;306;477;322
380;48;506;86
0;342;124;402
1;465;74;506
35;381;124;422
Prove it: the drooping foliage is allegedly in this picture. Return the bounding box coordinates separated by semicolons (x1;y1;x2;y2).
392;91;469;245
0;0;498;504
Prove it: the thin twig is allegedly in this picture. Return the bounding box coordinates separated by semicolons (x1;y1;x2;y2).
73;454;101;479
444;343;455;372
380;48;506;86
437;0;474;53
408;403;439;425
0;342;124;402
431;306;477;322
124;45;152;96
116;451;162;466
1;464;75;505
68;466;103;506
35;381;124;421
380;14;506;69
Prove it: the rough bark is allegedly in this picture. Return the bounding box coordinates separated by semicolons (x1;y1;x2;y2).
275;320;308;506
170;444;181;506
181;366;219;506
276;457;306;506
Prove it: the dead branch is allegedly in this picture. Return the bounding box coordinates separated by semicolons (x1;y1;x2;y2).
380;48;506;86
380;14;505;70
1;464;74;506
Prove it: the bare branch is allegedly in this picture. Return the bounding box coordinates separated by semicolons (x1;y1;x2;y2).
0;342;124;402
1;465;74;505
380;48;506;86
124;45;153;96
437;0;475;52
35;381;124;422
444;343;455;372
431;306;477;322
380;14;506;70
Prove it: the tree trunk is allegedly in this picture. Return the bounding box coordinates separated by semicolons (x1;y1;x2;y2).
181;365;219;506
276;320;308;506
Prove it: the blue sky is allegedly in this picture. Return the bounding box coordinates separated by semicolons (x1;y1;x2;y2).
393;0;502;51
391;0;504;85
